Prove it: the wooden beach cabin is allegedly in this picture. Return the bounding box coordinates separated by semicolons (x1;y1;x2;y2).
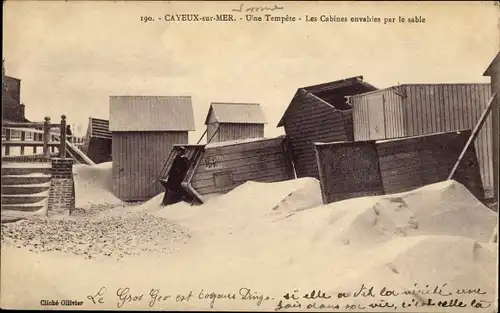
277;76;377;179
483;52;499;203
157;136;295;204
314;130;484;204
204;102;266;143
82;117;112;164
110;96;195;201
349;83;494;199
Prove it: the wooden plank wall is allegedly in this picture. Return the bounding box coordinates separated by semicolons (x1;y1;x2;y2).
315;141;384;204
206;123;219;143
90;118;111;139
377;130;484;199
112;131;188;201
86;137;112;164
157;145;203;181
283;92;352;179
190;137;295;196
403;84;493;196
490;74;499;202
218;123;264;143
352;84;493;197
351;87;406;141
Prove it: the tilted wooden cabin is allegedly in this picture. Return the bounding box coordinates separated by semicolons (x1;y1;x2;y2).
82;117;112;164
277;76;377;179
110;96;195;201
483;52;499;203
157;136;295;203
314;130;484;204
349;83;494;199
204;102;267;143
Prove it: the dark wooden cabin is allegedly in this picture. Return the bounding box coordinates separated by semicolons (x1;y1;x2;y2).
109;96;195;201
483;52;499;203
204;102;266;143
158;136;295;203
314;130;484;204
277;76;377;179
82;117;112;164
349;83;493;198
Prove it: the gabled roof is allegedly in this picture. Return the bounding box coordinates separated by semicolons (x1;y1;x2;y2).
109;96;195;132
204;102;267;125
277;76;377;127
484;52;500;76
4;75;21;83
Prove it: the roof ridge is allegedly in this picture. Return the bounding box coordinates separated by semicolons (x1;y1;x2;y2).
303;75;364;90
211;102;260;106
109;95;192;99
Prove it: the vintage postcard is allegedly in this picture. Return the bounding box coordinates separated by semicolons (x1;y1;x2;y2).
1;0;499;311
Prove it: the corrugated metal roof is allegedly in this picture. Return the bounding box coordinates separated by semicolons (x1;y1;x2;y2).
109;96;195;132
204;102;267;125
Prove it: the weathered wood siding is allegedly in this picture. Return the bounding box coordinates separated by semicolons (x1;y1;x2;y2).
283;92;352;179
82;118;112;164
491;75;499;202
352;84;493;196
377;130;484;199
207;122;219;143
217;123;264;143
189;137;295;196
351;87;406;140
315;141;384;204
112;131;188;201
86;137;112;164
157;144;204;181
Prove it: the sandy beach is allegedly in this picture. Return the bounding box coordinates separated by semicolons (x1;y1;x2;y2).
1;163;498;311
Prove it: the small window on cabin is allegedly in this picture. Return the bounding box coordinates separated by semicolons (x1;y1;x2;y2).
213;171;234;188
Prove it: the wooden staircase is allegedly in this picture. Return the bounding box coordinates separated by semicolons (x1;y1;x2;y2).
1;162;51;222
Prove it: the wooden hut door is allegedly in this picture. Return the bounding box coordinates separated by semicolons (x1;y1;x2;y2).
367;94;386;140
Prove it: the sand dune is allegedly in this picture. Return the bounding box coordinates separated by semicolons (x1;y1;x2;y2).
1;167;498;311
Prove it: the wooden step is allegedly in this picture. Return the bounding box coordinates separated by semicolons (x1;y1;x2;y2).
1;193;48;205
1;183;51;195
1;162;52;176
1;203;45;212
1;174;52;185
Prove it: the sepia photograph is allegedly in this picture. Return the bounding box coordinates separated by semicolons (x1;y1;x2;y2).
1;1;499;311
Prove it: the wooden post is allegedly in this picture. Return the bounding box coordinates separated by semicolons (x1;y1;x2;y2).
60;114;67;158
51;134;55;153
33;131;38;154
5;128;11;156
43;116;50;158
20;130;25;155
448;93;497;180
196;129;207;144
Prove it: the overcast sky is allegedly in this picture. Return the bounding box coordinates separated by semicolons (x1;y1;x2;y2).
3;1;499;141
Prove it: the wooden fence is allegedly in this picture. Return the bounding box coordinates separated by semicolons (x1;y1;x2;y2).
2;115;71;158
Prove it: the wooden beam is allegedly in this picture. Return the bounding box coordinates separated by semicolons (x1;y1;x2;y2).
301;89;337;110
207;126;220;144
2;122;61;129
448;93;497;180
20;131;25;155
196;129;208;144
2;141;61;147
5;128;11;156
